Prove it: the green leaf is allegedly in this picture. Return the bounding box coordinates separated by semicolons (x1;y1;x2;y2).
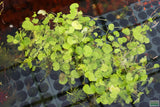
7;35;14;43
13;39;19;44
50;52;56;61
72;21;82;30
113;31;120;37
67;36;77;45
108;35;114;41
89;20;95;26
30;48;37;57
38;52;46;61
32;18;39;24
62;43;71;49
52;62;60;71
22;18;34;30
140;56;147;63
153;63;159;68
83;84;96;94
76;46;83;55
126;73;133;81
94;32;98;37
140;74;147;81
82;37;90;43
122;28;130;35
114;49;120;53
68;27;75;33
95;71;103;81
85;72;96;81
95;86;105;94
24;57;32;68
18;44;25;51
95;39;103;46
62;63;70;72
83;45;93;57
148;77;153;84
70;3;79;10
137;44;146;54
25;49;30;57
109;85;120;99
63;52;72;63
92;48;103;59
32;12;37;17
133;74;138;81
42;17;50;25
148;17;153;22
118;37;127;44
71;70;81;78
22;37;31;47
112;41;119;47
108;24;114;31
102;44;113;54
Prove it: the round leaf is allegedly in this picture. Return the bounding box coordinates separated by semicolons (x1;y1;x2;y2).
83;45;93;57
71;70;81;78
52;62;60;71
72;21;82;30
83;84;96;94
108;24;114;31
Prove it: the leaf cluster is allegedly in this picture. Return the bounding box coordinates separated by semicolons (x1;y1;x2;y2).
6;3;159;105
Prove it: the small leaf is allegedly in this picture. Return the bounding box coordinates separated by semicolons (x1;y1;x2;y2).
94;32;98;37
153;63;160;68
102;44;113;54
38;52;45;61
72;21;82;30
13;39;19;44
83;45;93;57
140;56;147;63
76;46;83;55
122;28;130;35
22;18;34;30
148;17;153;22
67;36;77;45
95;39;103;46
83;84;96;94
126;73;133;81
108;24;114;31
37;10;47;15
89;20;95;26
148;77;153;84
59;73;68;85
85;72;96;81
7;35;14;43
82;37;90;43
113;31;120;37
52;62;60;71
108;35;114;41
22;37;31;47
68;27;75;33
42;17;50;25
118;37;127;44
70;3;79;10
114;49;120;53
62;43;71;49
32;18;39;24
71;70;81;78
18;44;25;51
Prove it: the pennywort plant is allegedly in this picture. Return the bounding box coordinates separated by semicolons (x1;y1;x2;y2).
7;3;159;105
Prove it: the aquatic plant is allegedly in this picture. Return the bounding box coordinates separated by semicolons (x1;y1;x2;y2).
7;3;159;105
